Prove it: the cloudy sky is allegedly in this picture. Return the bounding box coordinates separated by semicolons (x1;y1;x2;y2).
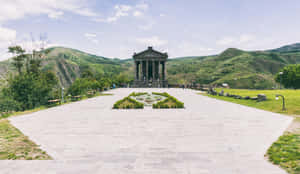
0;0;300;60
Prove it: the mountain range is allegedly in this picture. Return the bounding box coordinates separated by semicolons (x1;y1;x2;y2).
1;43;300;89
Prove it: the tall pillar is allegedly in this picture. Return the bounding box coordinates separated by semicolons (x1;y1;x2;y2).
135;61;138;80
152;60;155;80
137;61;140;80
155;61;158;80
146;60;148;81
158;61;161;80
142;61;145;81
139;61;142;80
162;61;165;81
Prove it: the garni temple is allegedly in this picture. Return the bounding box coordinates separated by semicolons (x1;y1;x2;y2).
133;47;168;88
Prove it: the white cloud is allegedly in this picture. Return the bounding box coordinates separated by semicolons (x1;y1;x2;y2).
84;33;99;44
95;4;132;23
138;20;155;30
95;3;149;23
133;11;143;17
159;13;166;17
0;33;61;61
0;26;17;60
48;11;64;19
177;42;215;56
136;36;168;47
217;34;256;46
0;0;98;22
84;33;97;38
136;3;149;11
216;37;235;45
239;34;255;43
0;27;16;45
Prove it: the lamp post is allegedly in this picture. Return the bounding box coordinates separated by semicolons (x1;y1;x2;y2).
275;94;286;111
279;72;283;89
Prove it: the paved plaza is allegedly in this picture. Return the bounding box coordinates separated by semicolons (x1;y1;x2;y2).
1;88;293;174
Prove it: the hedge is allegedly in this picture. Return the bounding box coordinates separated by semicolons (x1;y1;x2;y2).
113;97;144;109
152;93;184;109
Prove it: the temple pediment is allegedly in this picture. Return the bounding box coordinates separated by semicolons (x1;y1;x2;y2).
133;47;168;60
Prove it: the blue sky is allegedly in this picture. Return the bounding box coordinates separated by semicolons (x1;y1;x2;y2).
0;0;300;60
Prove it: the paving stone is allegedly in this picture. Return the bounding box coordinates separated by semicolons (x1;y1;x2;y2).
0;88;292;174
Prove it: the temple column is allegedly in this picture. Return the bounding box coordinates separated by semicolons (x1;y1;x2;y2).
162;61;165;81
135;61;139;80
139;61;142;80
155;61;158;80
146;60;149;81
134;61;137;80
142;61;145;81
158;61;161;80
152;60;155;80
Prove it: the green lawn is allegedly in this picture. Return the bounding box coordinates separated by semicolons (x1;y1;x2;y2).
205;89;300;116
203;88;300;174
0;120;51;160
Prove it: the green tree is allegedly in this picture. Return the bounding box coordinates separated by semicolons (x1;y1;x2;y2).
67;78;101;96
8;46;26;74
6;71;58;110
275;64;300;89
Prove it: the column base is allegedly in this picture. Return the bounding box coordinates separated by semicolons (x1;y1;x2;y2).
132;80;168;88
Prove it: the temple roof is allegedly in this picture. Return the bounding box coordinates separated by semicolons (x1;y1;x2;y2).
133;47;168;60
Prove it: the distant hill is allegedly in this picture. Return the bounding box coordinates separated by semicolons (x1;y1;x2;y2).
269;43;300;53
166;47;300;89
2;44;300;89
0;47;134;87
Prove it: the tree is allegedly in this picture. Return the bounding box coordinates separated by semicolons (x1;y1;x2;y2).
275;64;300;89
80;69;94;79
5;71;58;110
67;78;100;96
8;46;26;74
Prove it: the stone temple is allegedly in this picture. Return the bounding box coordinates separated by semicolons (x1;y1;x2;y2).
133;47;168;88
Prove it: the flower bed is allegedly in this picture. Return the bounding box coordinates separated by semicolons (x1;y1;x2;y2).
130;93;166;106
113;92;184;109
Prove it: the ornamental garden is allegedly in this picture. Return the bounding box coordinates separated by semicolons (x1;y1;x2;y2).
113;92;184;109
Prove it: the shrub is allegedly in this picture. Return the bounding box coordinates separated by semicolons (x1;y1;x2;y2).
113;97;144;109
67;78;100;96
152;93;184;109
129;92;148;97
152;92;170;97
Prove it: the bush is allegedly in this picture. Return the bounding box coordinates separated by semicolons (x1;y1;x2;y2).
113;97;144;109
152;92;170;97
129;92;148;97
275;64;300;89
67;78;100;96
0;96;21;117
4;71;58;110
152;93;184;109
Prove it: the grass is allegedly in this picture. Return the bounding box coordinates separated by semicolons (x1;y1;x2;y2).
267;134;300;173
203;88;300;174
0;119;51;160
204;88;300;115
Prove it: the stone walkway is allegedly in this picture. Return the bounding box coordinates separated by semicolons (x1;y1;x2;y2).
1;88;293;174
